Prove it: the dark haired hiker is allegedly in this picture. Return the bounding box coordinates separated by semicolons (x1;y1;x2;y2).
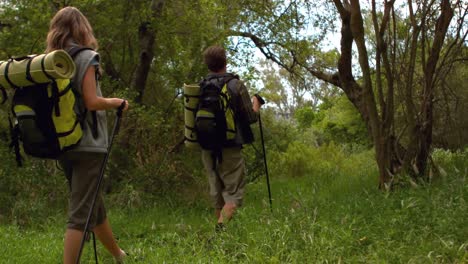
200;46;261;230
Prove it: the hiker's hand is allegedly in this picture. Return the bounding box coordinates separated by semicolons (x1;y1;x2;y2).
254;94;265;105
119;99;129;112
252;96;261;112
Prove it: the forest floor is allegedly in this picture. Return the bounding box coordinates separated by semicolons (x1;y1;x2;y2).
0;170;466;263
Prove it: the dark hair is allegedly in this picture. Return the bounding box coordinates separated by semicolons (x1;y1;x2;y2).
203;46;227;72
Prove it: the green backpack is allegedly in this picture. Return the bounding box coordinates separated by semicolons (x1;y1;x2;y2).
0;47;92;165
194;75;239;167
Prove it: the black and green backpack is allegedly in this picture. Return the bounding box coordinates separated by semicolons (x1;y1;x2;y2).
195;75;238;163
1;47;92;165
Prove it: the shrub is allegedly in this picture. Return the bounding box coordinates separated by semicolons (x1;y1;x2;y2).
432;148;468;178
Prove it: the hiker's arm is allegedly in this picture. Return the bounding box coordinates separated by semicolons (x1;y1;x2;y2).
237;81;258;124
82;66;129;111
252;96;261;113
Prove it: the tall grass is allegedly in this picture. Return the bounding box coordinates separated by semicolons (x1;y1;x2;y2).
0;147;466;263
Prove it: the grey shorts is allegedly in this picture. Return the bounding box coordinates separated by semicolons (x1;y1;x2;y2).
202;146;246;209
60;153;107;231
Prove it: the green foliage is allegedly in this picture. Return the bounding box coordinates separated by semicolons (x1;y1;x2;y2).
0;150;466;263
0;2;466;262
433;50;468;149
0;143;68;226
104;100;206;204
276;141;375;181
0;0;51;56
432;148;468;178
294;106;315;129
313;95;369;146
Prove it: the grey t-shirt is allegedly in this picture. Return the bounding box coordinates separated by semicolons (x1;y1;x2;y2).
67;48;108;154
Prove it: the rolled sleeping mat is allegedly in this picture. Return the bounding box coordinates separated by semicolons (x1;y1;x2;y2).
183;83;200;148
0;50;76;89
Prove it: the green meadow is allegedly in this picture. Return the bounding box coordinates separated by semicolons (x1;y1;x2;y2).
1;149;466;263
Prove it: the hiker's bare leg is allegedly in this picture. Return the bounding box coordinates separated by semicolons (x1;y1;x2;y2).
64;228;83;264
217;202;237;223
93;218;124;257
214;198;224;220
63;219;124;264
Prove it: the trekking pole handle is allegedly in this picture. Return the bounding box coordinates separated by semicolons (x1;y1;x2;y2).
254;94;265;105
117;100;127;117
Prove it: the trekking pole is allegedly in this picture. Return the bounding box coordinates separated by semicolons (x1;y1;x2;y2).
76;100;127;264
255;94;272;212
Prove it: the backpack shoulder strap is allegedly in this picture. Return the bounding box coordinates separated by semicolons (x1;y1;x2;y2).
222;75;241;97
203;73;239;88
66;46;99;139
67;46;94;59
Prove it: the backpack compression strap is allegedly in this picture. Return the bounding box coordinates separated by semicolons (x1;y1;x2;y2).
8;113;22;166
66;46;100;139
0;84;6;104
0;61;5;103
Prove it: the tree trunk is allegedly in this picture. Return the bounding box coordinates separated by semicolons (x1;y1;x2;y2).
131;0;165;104
234;0;457;188
409;0;453;178
334;0;395;187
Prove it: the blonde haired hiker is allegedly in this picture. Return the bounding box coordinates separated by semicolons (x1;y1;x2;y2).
47;6;128;263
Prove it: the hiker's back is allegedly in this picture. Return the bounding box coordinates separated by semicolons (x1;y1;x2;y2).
65;47;109;155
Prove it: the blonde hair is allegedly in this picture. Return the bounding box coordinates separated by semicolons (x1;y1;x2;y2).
46;6;98;52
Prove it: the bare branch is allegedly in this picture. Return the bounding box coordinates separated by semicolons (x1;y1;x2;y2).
332;0;348;18
228;30;340;88
371;0;385;112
